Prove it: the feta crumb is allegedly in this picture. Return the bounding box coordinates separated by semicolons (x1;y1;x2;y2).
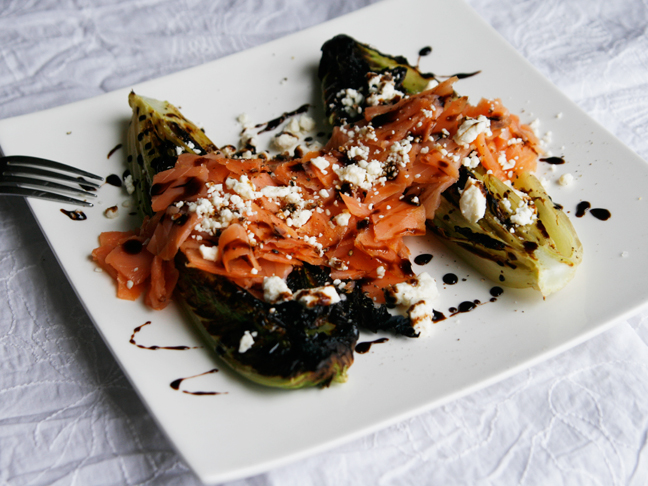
263;276;292;303
104;206;119;219
366;73;403;106
126;280;134;289
510;204;537;226
333;211;351;227
199;244;219;262
310;156;330;172
389;272;438;308
376;266;386;278
424;79;439;90
286;209;312;228
238;330;257;353
557;173;574;186
459;179;487;223
454;115;492;145
299;114;316;132
462;151;481;169
273;132;299;151
336;88;364;117
124;175;135;195
529;118;541;137
386;272;439;337
295;285;341;308
408;300;435;338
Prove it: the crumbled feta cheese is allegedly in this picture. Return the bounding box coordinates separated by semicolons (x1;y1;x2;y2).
424;79;439;90
408;300;434;337
510;204;537;226
199;244;219;262
389;272;438;308
319;189;329;198
497;153;516;170
263;276;293;303
337;88;364;117
238;330;257;353
347;144;370;161
387;272;439;338
376;266;386;278
310;156;330;173
286;209;312;228
462;151;481;169
273;132;299;151
454;115;492;145
126;280;134;289
295;285;341;308
299;114;316;132
558;173;574;186
124;175;135;195
459;179;487;223
226;175;257;200
529;118;540;137
104;206;119;219
333;211;351;227
366;73;403;106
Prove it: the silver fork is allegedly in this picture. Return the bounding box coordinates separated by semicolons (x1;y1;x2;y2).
0;146;104;207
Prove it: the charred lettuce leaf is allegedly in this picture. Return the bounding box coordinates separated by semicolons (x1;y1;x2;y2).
319;34;437;126
318;34;582;296
431;167;582;295
126;93;364;388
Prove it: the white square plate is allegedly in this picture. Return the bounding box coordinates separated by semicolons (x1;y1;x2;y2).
2;0;648;483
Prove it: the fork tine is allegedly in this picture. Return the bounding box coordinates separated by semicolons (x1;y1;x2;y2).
0;175;99;198
2;164;103;189
0;186;94;207
2;155;104;181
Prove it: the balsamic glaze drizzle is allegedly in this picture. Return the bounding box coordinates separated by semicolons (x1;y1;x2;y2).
106;174;122;187
107;143;123;159
256;104;310;134
414;253;433;265
170;369;225;396
590;208;611;221
355;338;389;354
130;321;203;351
442;273;458;285
539;156;565;165
60;209;87;220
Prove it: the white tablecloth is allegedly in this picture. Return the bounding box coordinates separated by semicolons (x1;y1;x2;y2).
1;1;648;484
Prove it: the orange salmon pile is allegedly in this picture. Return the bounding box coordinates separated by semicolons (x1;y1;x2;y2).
93;78;540;309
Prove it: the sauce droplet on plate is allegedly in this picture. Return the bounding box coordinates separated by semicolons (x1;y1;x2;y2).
355;337;389;354
60;209;87;221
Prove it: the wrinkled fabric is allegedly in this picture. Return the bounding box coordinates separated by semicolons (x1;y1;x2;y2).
1;0;648;484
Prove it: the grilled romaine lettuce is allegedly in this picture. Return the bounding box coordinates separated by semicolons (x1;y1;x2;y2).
431;167;582;295
318;34;582;296
126;93;367;388
319;34;437;126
